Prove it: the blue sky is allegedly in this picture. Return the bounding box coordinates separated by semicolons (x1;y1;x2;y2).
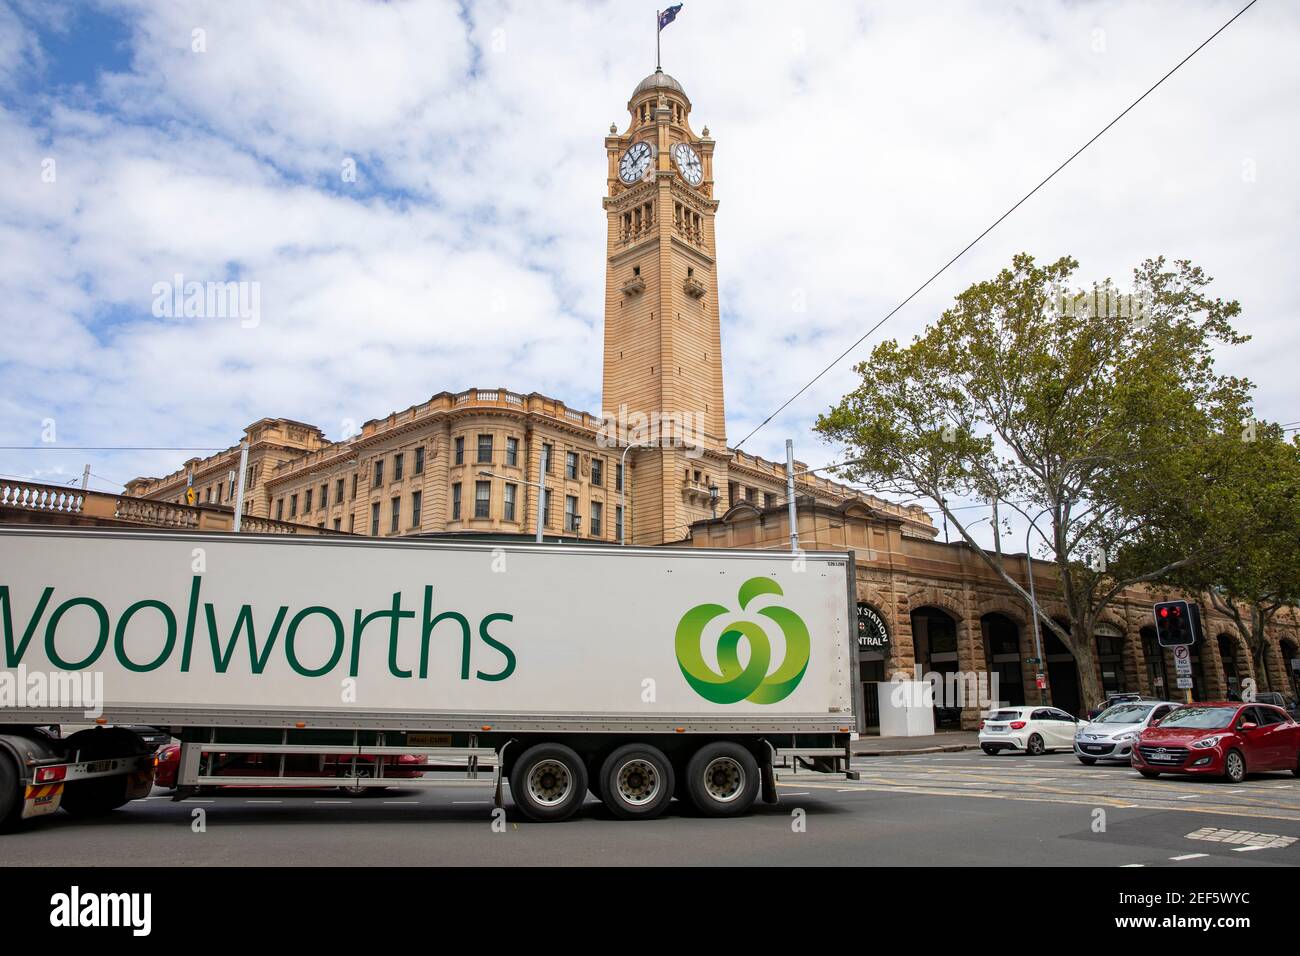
1;0;1297;549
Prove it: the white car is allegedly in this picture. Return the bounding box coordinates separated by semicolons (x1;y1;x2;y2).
1073;700;1180;765
979;705;1080;756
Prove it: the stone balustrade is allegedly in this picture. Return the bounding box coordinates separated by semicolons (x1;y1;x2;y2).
0;478;343;535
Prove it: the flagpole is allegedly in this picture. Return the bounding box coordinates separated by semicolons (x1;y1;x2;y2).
656;10;660;70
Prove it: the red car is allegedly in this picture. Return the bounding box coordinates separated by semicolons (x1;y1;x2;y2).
1132;701;1300;783
153;744;424;795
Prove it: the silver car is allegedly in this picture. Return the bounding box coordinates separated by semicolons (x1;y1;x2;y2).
1073;700;1180;764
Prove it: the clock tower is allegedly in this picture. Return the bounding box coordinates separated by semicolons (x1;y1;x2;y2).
602;69;728;544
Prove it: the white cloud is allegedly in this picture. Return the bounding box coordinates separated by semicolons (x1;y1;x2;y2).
0;0;1296;540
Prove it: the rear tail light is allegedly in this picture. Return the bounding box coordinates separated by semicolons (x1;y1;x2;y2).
1010;721;1027;730
35;766;67;784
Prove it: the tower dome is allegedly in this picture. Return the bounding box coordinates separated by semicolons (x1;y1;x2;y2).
632;68;687;99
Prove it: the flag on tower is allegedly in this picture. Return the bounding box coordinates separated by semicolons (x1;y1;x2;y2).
658;4;682;31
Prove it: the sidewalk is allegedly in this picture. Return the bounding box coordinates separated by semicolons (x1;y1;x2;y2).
851;731;980;757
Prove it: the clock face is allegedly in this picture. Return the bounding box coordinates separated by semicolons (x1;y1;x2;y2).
672;142;703;186
619;142;653;183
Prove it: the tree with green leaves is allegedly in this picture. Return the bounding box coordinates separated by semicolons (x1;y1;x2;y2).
1163;426;1300;694
816;252;1252;712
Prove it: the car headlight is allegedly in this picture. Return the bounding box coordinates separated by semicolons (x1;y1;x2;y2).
1191;735;1228;749
1112;732;1138;742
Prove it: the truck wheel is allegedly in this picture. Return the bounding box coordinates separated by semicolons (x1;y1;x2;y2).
509;743;587;823
0;754;21;831
599;744;674;820
684;742;759;818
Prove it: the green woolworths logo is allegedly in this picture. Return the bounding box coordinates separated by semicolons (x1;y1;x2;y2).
675;577;810;705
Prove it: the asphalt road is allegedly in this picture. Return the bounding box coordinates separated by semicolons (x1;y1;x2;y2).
4;751;1298;866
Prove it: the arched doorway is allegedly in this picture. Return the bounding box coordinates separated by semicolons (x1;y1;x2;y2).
1141;626;1173;699
1044;624;1081;717
981;612;1024;706
911;606;961;729
856;602;890;731
1216;633;1241;700
1095;624;1127;697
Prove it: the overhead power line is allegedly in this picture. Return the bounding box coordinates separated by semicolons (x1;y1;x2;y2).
735;0;1261;451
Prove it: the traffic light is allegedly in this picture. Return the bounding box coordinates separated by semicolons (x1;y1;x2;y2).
1153;600;1196;647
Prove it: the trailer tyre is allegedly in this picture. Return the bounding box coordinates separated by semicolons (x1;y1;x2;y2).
599;744;674;820
684;742;759;818
509;743;587;823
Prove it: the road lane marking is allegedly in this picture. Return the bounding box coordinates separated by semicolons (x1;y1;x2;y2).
383;800;419;805
245;799;283;804
313;800;352;804
1170;853;1208;861
777;780;1300;822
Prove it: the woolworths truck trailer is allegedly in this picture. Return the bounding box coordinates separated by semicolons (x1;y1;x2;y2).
0;527;860;827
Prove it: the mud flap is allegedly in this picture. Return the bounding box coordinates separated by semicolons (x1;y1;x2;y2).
126;770;154;800
22;782;63;819
761;758;778;804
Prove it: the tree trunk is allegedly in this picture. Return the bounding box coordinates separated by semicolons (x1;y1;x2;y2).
1060;609;1105;717
1242;616;1274;691
1249;608;1273;695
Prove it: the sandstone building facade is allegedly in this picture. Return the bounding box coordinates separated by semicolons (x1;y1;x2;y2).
122;70;1300;725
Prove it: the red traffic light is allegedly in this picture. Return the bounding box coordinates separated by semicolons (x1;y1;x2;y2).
1159;607;1168;618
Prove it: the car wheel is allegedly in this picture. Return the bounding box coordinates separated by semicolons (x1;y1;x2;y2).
338;764;384;797
1138;770;1160;779
599;744;674;820
1077;756;1096;766
981;745;998;756
1292;751;1300;778
684;742;760;817
509;743;587;822
1026;734;1045;756
1223;748;1247;784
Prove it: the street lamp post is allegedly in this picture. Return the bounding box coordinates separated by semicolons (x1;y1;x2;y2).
479;445;549;544
1024;508;1052;705
619;441;651;546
